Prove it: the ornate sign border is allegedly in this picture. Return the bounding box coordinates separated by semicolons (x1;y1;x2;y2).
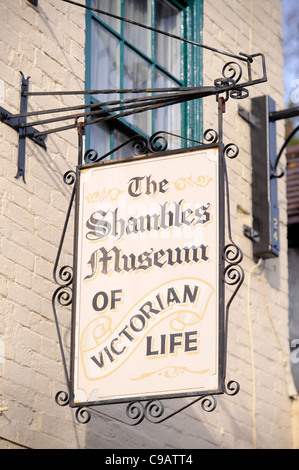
53;114;244;425
69;143;225;408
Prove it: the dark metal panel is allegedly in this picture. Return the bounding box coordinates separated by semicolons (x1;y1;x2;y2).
250;95;279;258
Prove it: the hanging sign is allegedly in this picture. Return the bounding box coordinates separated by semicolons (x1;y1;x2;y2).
70;147;223;406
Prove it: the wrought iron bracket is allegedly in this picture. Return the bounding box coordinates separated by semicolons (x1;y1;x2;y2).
0;52;264;425
239;97;299;259
48;54;273;425
0;3;268;428
52;114;245;426
0;53;267;184
0;72;47;182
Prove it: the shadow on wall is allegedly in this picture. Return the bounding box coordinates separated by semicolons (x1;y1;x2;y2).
81;398;219;449
288;238;299;392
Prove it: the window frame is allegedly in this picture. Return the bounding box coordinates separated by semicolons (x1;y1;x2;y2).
85;0;203;153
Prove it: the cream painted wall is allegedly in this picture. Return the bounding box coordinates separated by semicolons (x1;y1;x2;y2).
0;0;294;449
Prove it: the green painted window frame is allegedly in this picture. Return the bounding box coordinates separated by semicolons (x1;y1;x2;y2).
85;0;203;153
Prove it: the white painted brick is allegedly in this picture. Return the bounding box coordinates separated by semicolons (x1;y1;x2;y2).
0;0;294;450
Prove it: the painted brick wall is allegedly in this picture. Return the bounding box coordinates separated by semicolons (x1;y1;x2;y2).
0;0;295;449
203;0;294;449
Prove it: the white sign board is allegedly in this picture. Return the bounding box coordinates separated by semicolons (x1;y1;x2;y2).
71;147;222;406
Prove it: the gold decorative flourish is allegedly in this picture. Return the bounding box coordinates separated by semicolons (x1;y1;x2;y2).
174;175;213;190
131;366;210;381
85;187;124;203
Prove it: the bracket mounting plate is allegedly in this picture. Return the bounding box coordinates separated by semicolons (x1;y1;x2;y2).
0;73;47;182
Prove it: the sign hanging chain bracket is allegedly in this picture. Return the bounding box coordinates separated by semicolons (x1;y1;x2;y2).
52;87;245;426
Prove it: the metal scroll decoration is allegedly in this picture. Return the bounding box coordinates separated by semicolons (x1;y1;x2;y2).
51;56;256;426
52;170;76;395
0;0;264;427
53;124;244;426
0;50;267;182
84;131;170;164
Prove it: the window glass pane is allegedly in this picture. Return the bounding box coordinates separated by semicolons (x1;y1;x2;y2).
123;46;152;134
91;0;121;33
91;22;120;102
89;122;111;158
155;0;181;79
88;0;192;154
155;70;181;149
113;128;136;159
123;0;151;56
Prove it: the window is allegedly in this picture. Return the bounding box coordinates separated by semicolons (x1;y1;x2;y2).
85;0;203;158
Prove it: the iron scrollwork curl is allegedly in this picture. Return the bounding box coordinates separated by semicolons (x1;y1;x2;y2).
63;169;76;186
230;88;249;100
75;407;92;424
223;380;240;396
83;133;169;164
148;132;168;153
224;143;239;159
55;285;72;307
132;135;149;155
222;243;243;400
55;388;219;427
55;391;94;427
55;390;70;407
125;400;166;425
214;60;249;100
53;170;76;289
84;148;99;163
55;266;73;288
52;170;77;403
223;242;244;289
221;148;244;401
203;128;218;144
126;401;146;425
145;400;165;422
124;394;217;425
222;61;243;84
214;61;242;93
200;395;217;412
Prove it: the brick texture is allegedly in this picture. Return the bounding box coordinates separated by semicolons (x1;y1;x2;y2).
0;0;294;449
